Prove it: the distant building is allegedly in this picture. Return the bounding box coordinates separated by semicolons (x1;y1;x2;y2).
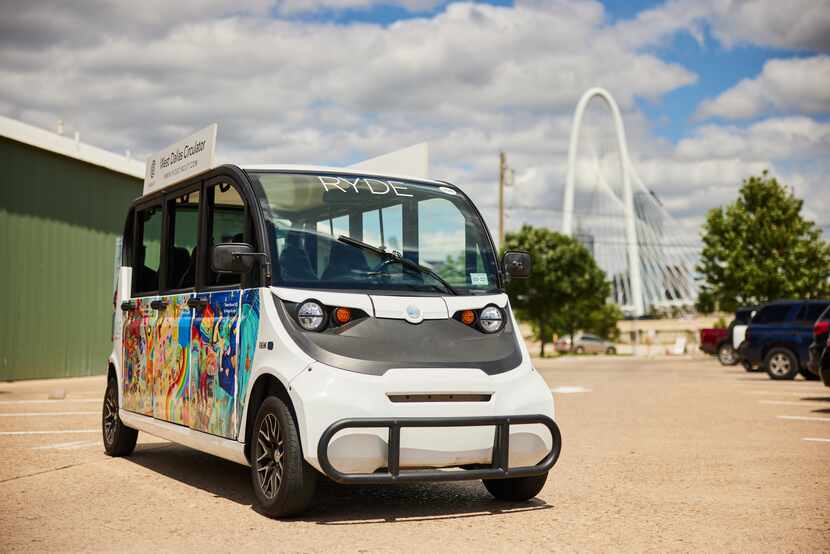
0;116;143;380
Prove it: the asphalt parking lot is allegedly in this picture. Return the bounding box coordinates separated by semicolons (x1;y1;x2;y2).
1;355;828;553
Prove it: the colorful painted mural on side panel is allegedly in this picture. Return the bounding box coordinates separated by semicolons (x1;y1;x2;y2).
236;289;261;437
151;294;192;426
122;298;153;416
190;291;240;438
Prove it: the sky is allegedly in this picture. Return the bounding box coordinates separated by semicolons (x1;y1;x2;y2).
0;0;828;244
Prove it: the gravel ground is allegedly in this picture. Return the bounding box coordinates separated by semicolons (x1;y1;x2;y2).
1;356;828;553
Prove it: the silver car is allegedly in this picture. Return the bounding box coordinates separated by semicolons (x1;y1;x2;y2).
555;333;617;355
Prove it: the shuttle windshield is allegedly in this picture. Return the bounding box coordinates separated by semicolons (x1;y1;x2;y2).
249;172;500;295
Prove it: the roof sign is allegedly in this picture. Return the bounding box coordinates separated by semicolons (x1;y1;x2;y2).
143;123;217;195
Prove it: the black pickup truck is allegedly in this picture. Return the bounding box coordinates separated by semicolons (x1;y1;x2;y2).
739;300;829;380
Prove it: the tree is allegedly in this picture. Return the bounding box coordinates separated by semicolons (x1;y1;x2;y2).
504;226;613;356
696;171;830;313
584;303;623;341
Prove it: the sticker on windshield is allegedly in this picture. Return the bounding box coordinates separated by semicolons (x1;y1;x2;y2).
439;186;457;195
470;273;489;286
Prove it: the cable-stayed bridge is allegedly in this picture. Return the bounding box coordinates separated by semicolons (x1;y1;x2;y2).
562;87;698;317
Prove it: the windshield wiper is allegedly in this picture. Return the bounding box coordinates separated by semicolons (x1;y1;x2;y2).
337;235;458;296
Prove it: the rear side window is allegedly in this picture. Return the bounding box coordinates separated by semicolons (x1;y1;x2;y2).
133;205;163;295
167;190;200;290
796;303;830;324
753;305;792;324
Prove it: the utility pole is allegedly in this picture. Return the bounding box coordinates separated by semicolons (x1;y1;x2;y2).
499;151;506;250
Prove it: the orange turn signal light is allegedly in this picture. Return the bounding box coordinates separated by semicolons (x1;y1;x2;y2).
334;307;352;325
460;310;476;325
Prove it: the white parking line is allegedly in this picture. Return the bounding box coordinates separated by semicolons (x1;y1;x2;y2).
0;411;99;417
551;386;592;394
0;429;98;436
0;399;100;405
777;415;830;422
32;440;101;450
802;437;830;443
758;400;827;406
743;391;821;396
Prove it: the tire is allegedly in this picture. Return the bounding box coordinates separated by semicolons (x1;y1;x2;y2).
483;473;548;501
798;366;820;381
765;348;799;380
102;377;138;457
250;396;316;518
574;346;585;354
606;347;617;355
717;343;738;366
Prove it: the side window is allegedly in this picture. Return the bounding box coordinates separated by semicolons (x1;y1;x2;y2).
755;305;791;324
134;205;163;295
206;182;247;288
167;190;200;290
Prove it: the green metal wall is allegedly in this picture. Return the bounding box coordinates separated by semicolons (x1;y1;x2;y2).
0;137;142;380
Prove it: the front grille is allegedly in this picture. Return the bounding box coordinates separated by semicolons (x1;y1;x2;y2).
387;393;492;403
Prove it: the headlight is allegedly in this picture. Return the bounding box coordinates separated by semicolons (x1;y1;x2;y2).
479;305;504;333
297;300;326;331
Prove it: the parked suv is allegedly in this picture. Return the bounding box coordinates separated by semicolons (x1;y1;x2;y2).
739;300;829;380
807;304;830;382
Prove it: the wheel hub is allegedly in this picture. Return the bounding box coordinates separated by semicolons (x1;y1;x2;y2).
255;413;285;500
103;387;118;445
770;354;790;376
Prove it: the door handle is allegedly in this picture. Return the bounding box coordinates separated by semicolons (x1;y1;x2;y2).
150;299;169;311
187;298;209;309
120;300;136;311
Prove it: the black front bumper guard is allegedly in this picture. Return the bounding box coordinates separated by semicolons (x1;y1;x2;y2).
317;414;562;484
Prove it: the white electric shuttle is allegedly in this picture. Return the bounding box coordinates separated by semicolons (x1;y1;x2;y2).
104;163;561;516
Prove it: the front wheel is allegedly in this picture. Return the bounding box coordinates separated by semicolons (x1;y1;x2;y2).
102;377;138;457
250;396;317;518
483;473;548;501
606;346;617;355
717;343;738;366
765;348;799;380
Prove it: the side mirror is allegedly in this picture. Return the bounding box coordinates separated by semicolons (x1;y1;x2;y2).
502;250;531;279
212;242;262;274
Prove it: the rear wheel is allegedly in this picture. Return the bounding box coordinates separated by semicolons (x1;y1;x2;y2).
765;348;799;380
250;396;317;518
606;346;617;355
483;473;548;501
717;342;738;366
102;377;138;457
574;346;585;354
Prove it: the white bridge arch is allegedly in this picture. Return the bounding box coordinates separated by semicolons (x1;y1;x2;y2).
562;87;697;317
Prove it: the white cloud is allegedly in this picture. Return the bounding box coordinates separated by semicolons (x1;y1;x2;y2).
611;0;830;52
696;56;830;119
275;0;444;13
708;0;830;52
0;0;826;247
